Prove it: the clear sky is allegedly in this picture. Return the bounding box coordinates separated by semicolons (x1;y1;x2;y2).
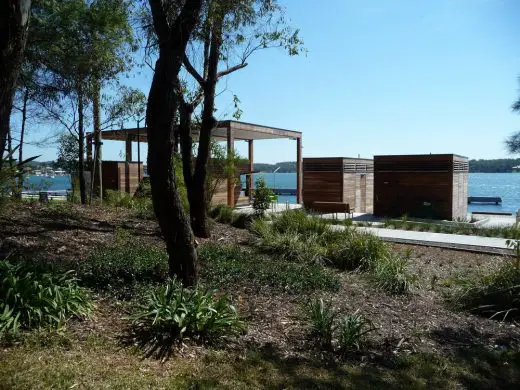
22;0;520;164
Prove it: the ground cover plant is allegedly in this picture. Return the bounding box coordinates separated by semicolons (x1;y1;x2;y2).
198;243;340;293
126;278;243;356
252;210;416;294
0;260;92;338
448;259;520;320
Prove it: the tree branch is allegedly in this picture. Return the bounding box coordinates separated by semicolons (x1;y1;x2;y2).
183;55;205;86
217;62;248;79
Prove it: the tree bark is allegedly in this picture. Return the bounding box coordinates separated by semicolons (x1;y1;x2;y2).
92;80;102;199
189;18;223;238
0;0;31;168
146;0;203;286
77;84;87;205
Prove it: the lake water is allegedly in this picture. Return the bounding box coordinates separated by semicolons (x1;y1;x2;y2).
25;172;520;213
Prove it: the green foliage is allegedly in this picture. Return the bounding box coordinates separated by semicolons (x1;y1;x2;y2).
55;133;79;175
305;298;337;347
126;278;243;343
370;251;417;295
338;311;376;351
449;260;520;320
79;230;168;296
0;261;92;338
105;190;153;213
198;244;339;293
209;204;234;224
253;177;277;216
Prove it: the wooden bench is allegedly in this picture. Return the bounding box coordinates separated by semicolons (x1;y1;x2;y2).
311;201;354;219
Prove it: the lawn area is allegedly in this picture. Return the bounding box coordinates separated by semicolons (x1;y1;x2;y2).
1;203;520;389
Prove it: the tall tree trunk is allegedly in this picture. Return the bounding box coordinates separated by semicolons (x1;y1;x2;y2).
77;84;86;205
92;80;102;199
16;87;29;196
146;0;203;286
190;19;223;238
0;0;31;169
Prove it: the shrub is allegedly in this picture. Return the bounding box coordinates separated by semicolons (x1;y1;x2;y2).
231;212;253;229
306;298;337;346
370;251;417;294
327;230;388;271
127;278;243;343
79;230;168;295
338;310;376;351
450;261;520;320
0;261;92;337
252;177;276;216
105;190;153;213
198;243;339;293
271;210;329;237
209;204;234;224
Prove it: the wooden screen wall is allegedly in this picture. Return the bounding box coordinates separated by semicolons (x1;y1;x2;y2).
373;154;468;220
303;157;374;212
102;161;143;196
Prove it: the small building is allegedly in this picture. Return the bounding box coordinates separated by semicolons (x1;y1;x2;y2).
512;165;520;173
373;154;468;220
303;157;374;213
86;120;302;207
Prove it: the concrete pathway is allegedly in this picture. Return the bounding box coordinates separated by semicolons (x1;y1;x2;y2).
330;225;512;254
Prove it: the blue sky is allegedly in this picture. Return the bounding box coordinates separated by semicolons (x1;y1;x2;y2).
23;0;520;163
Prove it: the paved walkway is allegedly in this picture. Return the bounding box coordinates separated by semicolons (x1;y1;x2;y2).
330;225;512;254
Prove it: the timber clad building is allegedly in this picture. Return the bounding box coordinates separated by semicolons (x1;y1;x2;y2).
373;154;469;220
303;157;374;213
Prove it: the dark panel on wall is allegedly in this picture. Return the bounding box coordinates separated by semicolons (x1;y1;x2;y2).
373;154;468;220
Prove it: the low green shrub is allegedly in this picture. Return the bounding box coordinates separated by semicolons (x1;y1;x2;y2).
338;310;376;351
271;210;330;236
449;261;520;320
127;278;243;342
0;261;92;338
252;177;277;216
198;243;339;293
306;298;337;347
231;212;253;229
104;190;153;215
79;230;168;295
209;204;234;224
370;251;417;294
326;230;388;271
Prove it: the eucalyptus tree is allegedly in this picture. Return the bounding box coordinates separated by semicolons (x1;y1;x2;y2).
0;0;32;170
178;0;303;237
26;0;138;203
145;0;204;285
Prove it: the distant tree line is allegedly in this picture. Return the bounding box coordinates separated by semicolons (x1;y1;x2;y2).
254;161;296;173
469;159;520;173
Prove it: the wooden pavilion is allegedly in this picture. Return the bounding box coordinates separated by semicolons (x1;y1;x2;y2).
86;120;302;207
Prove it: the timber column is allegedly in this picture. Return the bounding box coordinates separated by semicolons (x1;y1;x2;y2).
227;125;235;207
296;136;302;204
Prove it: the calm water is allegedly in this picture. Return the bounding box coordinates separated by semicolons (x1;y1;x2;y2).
27;172;520;213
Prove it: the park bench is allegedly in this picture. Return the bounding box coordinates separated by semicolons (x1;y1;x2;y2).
311;201;354;219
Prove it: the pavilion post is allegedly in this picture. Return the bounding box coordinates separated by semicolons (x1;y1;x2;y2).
125;135;132;193
248;140;254;202
227;125;235;207
296;136;302;204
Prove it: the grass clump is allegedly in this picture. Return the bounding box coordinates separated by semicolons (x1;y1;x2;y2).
104;190;154;218
79;229;168;296
209;204;234;224
198;243;339;293
449;260;520;320
305;298;376;352
338;310;376;351
127;278;243;344
370;251;418;294
306;298;337;347
0;261;92;338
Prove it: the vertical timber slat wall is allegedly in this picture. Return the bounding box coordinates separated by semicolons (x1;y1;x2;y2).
373;154;469;220
102;161;144;196
303;157;374;212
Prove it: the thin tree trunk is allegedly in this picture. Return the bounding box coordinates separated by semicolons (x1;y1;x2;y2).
190;19;223;238
0;0;31;169
92;80;102;199
16;87;29;196
77;84;86;205
146;0;203;286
